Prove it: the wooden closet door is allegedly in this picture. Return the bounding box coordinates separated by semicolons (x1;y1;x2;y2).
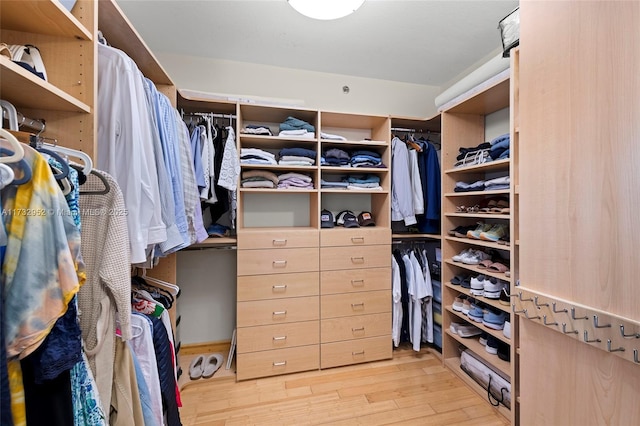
518;1;640;424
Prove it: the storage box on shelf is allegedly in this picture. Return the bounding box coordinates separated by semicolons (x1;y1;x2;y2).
440;70;514;420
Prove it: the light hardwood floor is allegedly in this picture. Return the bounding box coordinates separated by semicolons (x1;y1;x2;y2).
178;345;509;425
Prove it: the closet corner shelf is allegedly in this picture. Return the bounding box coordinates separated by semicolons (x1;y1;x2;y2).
0;57;91;113
320;189;388;194
444;329;511;377
239;188;318;194
444;189;510;197
444;357;512;419
440;70;510;115
240;164;317;172
239;134;319;144
320;139;388;147
443;259;512;283
446;306;511;347
1;0;92;40
444;236;509;251
444;158;510;175
444;282;510;315
445;213;510;220
321;166;388;173
189;237;237;248
392;233;441;241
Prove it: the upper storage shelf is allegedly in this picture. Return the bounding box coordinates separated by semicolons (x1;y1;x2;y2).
440;69;510;115
98;0;173;85
0;0;92;40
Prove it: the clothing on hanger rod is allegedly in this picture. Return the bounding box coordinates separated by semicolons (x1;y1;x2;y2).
1;99;45;134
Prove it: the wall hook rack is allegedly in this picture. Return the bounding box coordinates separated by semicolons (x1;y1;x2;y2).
524;310;540;320
607;339;625;353
571;307;589;321
634;350;640;364
594;315;611;329
518;292;533;302
512;304;526;314
562;323;578;335
534;296;549;308
543;315;558;326
584;330;601;344
552;302;567;313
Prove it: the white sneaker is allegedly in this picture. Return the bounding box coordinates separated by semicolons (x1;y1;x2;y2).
469;275;485;296
462;250;491;265
452;248;473;263
484;279;508;299
503;320;511;339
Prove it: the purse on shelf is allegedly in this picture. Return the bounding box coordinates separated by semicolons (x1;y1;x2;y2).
7;44;48;81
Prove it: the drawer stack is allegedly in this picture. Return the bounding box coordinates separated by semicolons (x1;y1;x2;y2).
236;229;320;380
319;228;392;369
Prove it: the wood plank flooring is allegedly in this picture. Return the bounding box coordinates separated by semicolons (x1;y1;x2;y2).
178;345;509;425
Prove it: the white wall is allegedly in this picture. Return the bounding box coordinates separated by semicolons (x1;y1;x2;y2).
485;107;510;141
157;53;441;119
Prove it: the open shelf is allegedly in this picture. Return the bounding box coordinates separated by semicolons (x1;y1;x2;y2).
444;329;511;377
445;189;510;197
446;306;511;345
444;236;510;251
320;139;388;147
445;212;510;220
1;0;92;40
444;282;510;315
392;233;441;240
444;259;511;282
445;158;510;175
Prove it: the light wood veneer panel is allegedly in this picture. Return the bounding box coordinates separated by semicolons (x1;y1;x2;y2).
320;335;392;369
236;321;319;353
237;296;319;327
236;345;319;381
237;272;319;301
321;313;391;343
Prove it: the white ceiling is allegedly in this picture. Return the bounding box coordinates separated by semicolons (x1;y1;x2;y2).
117;0;518;87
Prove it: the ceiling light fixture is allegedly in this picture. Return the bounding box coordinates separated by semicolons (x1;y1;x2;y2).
288;0;365;21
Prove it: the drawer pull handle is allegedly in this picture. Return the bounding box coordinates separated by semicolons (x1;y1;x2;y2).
350;279;365;286
272;336;287;341
272;260;288;267
272;285;288;290
352;350;365;356
273;361;287;366
351;237;365;243
352;327;365;332
272;239;287;246
273;311;287;316
351;302;365;308
351;257;365;263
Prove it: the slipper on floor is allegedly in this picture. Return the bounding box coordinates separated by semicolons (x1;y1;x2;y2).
189;354;206;380
488;262;509;274
202;353;224;379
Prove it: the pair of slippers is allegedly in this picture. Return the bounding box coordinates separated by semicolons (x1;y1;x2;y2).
189;353;224;380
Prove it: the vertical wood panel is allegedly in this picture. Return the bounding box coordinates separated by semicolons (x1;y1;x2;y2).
519;1;640;424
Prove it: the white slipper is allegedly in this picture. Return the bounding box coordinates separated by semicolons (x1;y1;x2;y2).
202;353;224;379
189;354;205;380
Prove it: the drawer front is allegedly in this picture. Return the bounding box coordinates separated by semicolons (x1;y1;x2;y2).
237;321;319;353
321;313;391;343
237;229;318;250
320;335;392;369
238;248;319;276
321;290;390;319
237;296;318;327
237;345;319;381
320;228;390;247
320;268;390;295
320;245;390;271
238;272;319;301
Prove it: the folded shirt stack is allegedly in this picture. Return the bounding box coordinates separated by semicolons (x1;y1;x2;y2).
279;116;315;138
241;125;273;136
278;147;316;166
324;148;350;167
345;174;382;191
320;131;347;141
454;180;485;192
240;148;277;165
484;175;510;191
489;133;510;160
241;169;279;188
320;179;349;189
457;142;491;162
351;150;385;168
277;172;314;189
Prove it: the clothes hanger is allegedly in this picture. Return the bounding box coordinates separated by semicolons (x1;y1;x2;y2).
0;147;31;184
137;267;180;297
79;169;111;195
0;128;25;164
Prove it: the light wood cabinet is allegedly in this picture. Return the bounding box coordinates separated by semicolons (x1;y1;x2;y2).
440;67;516;422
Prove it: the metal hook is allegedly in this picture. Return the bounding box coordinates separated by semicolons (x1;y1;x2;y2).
571;307;588;321
534;296;549;308
543;315;558;326
512;304;526;314
634;349;639;364
524;310;540;320
562;323;578;335
607;339;625;353
552;302;567;313
518;292;533;302
620;325;640;339
584;330;601;344
594;315;611;329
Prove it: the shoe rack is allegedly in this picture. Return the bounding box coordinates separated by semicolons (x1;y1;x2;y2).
439;68;515;422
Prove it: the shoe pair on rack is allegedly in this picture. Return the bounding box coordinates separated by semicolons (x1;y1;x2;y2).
189;353;224;380
467;222;508;242
452;248;491;265
470;275;509;299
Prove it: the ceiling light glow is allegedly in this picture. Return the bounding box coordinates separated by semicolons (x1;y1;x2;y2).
288;0;365;20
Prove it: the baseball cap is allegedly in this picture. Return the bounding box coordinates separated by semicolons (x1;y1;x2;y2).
336;210;360;228
357;211;376;226
321;209;334;228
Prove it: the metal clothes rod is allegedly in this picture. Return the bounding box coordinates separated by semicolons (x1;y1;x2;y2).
1;105;46;134
391;127;441;135
183;112;237;119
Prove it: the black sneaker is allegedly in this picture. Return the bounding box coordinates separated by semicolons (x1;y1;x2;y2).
498;342;510;361
499;287;510;306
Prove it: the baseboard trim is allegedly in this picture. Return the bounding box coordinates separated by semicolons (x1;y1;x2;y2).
180;340;231;356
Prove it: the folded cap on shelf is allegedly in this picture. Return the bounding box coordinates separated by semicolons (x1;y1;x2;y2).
321;209;334;228
357;211;375;226
336;210;359;228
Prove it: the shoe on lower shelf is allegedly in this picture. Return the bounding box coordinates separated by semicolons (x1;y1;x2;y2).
470;275;486;296
457;323;483;338
486;336;499;355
